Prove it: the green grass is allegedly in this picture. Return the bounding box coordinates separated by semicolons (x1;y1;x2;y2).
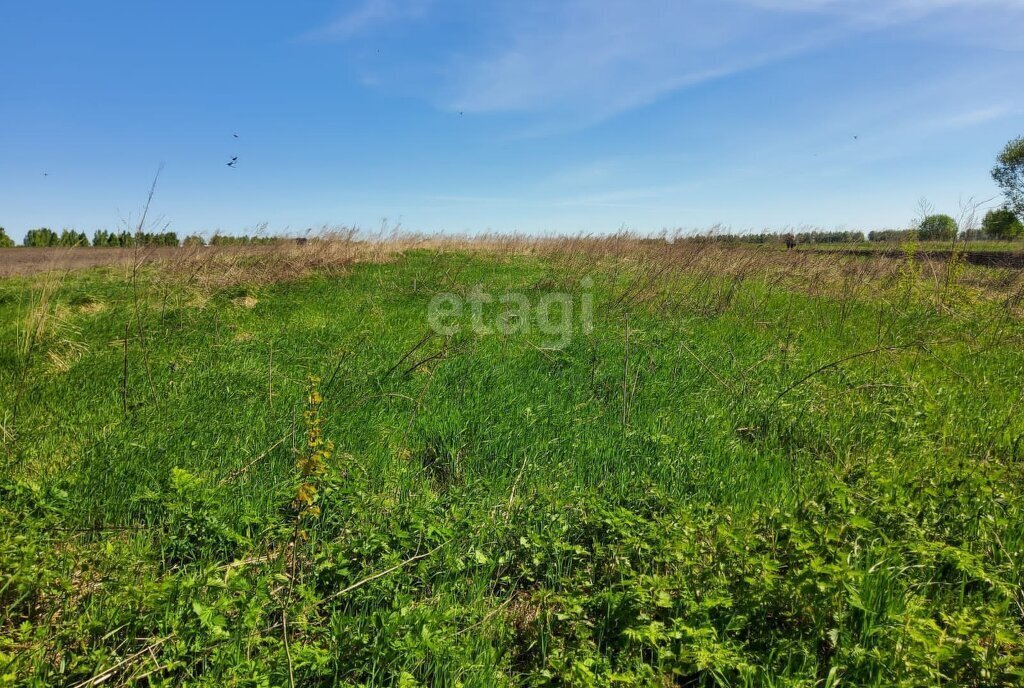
2;248;1023;686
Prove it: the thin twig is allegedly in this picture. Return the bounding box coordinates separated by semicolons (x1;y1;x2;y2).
765;340;942;413
70;636;172;688
506;453;532;517
678;338;739;396
452;595;517;637
622;314;630;428
319;543;446;604
383;331;435;379
218;436;287;485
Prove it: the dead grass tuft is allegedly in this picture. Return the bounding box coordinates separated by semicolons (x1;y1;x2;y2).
505;590;542;636
46;339;89;374
76;301;106;315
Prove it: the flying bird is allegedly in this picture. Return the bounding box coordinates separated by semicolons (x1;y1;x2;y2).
227;156;238;168
233;133;239;138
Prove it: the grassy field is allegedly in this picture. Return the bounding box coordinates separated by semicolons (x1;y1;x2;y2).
2;240;1024;686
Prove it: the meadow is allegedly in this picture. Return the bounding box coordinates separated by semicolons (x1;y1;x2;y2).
1;237;1023;686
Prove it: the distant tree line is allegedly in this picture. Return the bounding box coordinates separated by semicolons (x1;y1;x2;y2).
866;229;911;243
0;229;301;248
697;230;867;245
90;230;181;247
697;209;1023;246
868;210;1022;242
22;228;91;247
14;227;179;247
208;233;284;246
867;215;958;242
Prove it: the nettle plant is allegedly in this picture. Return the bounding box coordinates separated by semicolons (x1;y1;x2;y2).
295;375;333;524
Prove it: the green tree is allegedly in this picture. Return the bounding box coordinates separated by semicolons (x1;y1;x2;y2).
58;229;89;247
210;233;251;246
109;231;133;247
0;227;15;248
992;136;1024;217
23;228;58;247
157;231;180;247
183;234;206;247
982;208;1024;240
918;214;957;241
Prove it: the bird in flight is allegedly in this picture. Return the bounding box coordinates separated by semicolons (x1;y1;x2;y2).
227;156;238;168
233;133;239;138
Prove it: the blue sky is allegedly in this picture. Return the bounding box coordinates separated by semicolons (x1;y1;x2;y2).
1;1;1022;242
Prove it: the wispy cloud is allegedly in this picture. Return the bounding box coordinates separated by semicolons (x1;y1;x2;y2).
930;105;1015;131
306;0;1024;133
445;1;827;119
306;0;430;41
740;0;1023;17
440;0;1024;128
739;0;1024;42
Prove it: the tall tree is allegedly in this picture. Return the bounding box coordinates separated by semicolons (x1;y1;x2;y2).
918;214;957;241
982;208;1024;240
23;228;58;247
0;227;14;248
58;229;88;246
992;136;1024;218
